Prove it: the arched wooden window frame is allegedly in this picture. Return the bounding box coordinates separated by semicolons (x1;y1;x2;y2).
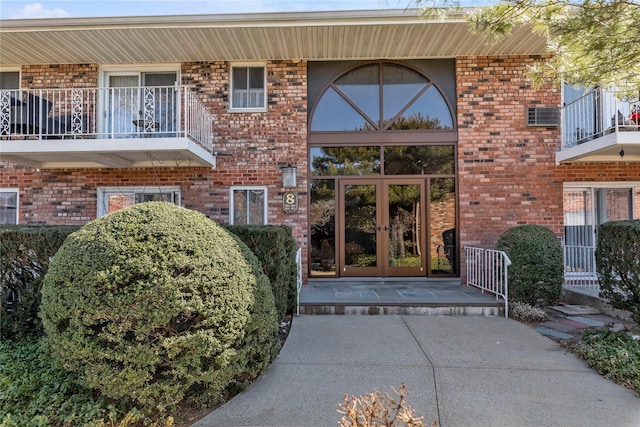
308;61;458;145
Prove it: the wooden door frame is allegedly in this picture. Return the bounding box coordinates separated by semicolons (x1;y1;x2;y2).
338;179;382;277
337;177;427;277
382;179;427;277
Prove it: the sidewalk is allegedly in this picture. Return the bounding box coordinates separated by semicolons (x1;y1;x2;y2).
193;316;639;427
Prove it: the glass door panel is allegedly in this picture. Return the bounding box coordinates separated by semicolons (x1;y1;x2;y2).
596;188;632;223
429;178;457;275
341;181;380;276
107;75;139;138
385;182;424;276
142;72;177;136
310;180;337;276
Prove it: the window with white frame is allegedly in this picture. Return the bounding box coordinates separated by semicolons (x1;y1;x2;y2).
0;189;18;224
230;187;267;225
0;71;20;90
230;64;266;111
97;186;181;217
563;183;640;247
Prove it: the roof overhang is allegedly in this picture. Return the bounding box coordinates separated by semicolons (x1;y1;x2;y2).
0;9;549;65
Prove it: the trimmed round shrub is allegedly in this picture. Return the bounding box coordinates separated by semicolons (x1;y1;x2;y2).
495;224;564;307
40;202;279;412
596;220;640;324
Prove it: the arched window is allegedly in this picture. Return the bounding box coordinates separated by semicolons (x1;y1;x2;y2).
310;62;455;132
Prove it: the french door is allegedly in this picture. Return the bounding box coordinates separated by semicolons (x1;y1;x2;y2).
103;71;178;137
340;179;426;277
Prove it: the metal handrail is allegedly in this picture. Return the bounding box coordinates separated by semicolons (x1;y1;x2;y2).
465;246;511;318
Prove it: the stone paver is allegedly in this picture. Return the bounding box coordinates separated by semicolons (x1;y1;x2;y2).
535;327;574;340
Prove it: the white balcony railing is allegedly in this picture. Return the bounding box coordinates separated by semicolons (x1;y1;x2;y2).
563;243;600;293
0;86;214;152
562;89;640;149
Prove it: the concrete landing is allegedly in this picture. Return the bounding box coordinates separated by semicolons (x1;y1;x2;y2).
299;280;505;316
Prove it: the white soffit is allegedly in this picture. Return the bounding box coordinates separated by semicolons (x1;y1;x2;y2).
0;9;548;65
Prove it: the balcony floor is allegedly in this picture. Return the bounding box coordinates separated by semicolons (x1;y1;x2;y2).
0;136;216;168
557;128;640;163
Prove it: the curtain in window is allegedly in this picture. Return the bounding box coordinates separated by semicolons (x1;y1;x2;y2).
232;67;264;109
0;192;17;224
233;189;265;224
108;75;139;137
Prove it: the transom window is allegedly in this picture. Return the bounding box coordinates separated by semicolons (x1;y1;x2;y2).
230;187;268;225
97;186;180;217
310;62;454;131
0;189;18;224
310;145;455;176
230;64;266;111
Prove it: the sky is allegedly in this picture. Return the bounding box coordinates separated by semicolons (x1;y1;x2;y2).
0;0;425;20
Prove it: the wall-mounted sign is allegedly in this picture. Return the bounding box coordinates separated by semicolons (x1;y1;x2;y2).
282;191;298;214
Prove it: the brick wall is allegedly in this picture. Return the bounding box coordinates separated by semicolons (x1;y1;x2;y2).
1;61;309;275
21;64;98;88
457;55;563;250
181;60;308;246
3;58;640;281
457;54;640;254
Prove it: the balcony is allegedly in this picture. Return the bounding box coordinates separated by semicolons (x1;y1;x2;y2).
0;86;216;168
557;89;640;163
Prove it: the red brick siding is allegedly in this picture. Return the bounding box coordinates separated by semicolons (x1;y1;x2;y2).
4;58;640;282
21;64;98;89
456;54;640;270
1;61;309;276
181;60;308;245
457;55;563;250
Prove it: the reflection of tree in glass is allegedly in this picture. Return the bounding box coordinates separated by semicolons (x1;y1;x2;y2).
387;112;448;130
310;180;337;272
384;145;454;176
312;146;381;176
310;199;335;236
431;178;455;202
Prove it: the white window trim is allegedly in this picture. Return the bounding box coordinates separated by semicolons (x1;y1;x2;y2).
98;64;181;84
563;182;640;223
98;65;181;136
230;186;268;225
0;188;19;225
97;186;181;217
228;62;267;113
0;68;21;90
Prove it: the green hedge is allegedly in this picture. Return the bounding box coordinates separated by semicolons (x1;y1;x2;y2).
495;224;564;307
0;225;81;340
226;225;298;319
596;220;640;324
40;203;279;413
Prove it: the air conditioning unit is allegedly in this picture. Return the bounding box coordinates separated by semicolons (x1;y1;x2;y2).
527;107;560;127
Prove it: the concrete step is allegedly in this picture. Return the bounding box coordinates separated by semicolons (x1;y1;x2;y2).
299;302;505;316
299;280;506;316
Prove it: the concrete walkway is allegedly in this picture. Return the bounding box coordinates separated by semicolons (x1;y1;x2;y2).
193;316;640;427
